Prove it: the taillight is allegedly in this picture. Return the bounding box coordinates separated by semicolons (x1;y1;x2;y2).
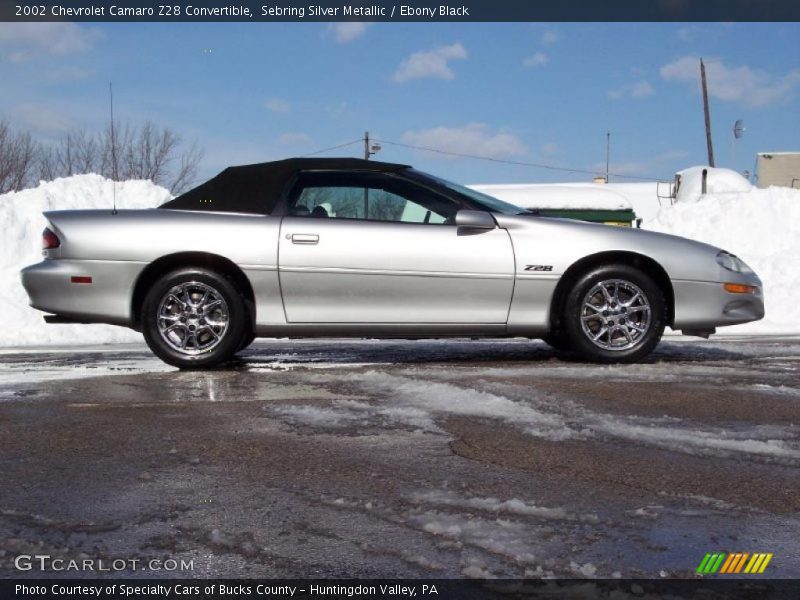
43;227;60;249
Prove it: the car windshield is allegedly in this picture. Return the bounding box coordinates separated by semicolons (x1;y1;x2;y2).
404;169;528;215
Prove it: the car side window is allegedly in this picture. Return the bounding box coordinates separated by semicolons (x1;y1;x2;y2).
288;171;463;224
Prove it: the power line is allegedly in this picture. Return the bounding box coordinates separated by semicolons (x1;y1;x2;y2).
301;139;362;157
375;138;669;182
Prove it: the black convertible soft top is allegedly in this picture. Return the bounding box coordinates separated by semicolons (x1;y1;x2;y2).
159;157;410;215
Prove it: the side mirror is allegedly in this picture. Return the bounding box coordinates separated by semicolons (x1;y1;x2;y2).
455;209;495;229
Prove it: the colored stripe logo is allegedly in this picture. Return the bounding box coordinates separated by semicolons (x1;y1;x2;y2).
696;552;773;574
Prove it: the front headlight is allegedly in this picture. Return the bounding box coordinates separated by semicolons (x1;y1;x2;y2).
716;251;753;274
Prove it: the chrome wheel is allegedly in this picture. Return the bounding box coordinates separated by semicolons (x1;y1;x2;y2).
156;281;229;355
580;279;651;351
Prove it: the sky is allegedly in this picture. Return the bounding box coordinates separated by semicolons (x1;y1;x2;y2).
0;21;798;186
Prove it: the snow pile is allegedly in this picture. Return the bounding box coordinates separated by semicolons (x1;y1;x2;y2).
470;183;632;211
0;175;171;347
588;181;661;219
647;185;800;334
473;181;667;220
675;166;753;202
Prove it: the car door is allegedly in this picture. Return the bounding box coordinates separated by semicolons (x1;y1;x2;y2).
278;170;515;324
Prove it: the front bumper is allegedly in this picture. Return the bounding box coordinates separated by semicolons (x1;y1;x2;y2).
21;259;146;327
671;274;765;331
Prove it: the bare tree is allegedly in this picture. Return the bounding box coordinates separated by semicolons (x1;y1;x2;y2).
70;129;99;174
102;120;202;194
100;121;131;181
168;140;203;195
1;120;204;195
0;121;39;193
31;121;205;195
38;146;57;182
39;129;100;180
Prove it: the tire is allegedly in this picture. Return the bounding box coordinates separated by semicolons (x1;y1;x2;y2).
141;268;247;369
543;330;571;352
238;331;256;353
562;264;666;363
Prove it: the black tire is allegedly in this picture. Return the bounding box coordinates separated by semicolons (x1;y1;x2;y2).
142;267;247;369
238;331;256;353
543;330;571;352
562;264;666;363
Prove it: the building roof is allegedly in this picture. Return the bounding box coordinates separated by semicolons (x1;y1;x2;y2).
160;157;410;214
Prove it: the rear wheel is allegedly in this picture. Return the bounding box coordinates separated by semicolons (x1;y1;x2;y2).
142;268;246;369
562;264;666;363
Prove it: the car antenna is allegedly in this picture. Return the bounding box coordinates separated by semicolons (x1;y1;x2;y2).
109;81;118;215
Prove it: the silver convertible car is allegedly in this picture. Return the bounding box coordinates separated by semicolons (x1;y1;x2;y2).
21;158;764;368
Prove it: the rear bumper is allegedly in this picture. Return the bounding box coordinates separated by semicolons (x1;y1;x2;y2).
672;275;765;331
20;259;146;327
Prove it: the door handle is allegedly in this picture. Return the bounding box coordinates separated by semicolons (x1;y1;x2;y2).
290;233;319;244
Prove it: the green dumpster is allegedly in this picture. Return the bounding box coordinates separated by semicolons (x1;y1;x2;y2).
534;208;637;227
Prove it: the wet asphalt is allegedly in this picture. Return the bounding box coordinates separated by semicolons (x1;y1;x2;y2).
0;337;798;579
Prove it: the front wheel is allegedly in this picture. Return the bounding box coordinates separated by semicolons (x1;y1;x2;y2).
543;330;571;352
238;331;256;352
562;264;666;363
142;268;247;369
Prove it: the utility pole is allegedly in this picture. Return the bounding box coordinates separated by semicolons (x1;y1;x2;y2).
605;130;611;183
700;58;715;167
363;131;381;161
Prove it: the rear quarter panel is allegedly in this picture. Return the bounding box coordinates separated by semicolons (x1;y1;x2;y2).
38;209;282;325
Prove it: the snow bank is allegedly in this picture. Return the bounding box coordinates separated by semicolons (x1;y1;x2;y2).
647;185;800;335
472;181;666;221
1;175;171;346
469;183;632;211
675;166;753;202
592;181;662;220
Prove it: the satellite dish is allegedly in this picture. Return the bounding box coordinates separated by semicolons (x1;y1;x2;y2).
733;119;745;139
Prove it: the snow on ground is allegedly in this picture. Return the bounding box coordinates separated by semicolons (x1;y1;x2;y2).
266;370;800;463
0;175;171;346
407;509;540;573
409;490;598;523
0;351;172;398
